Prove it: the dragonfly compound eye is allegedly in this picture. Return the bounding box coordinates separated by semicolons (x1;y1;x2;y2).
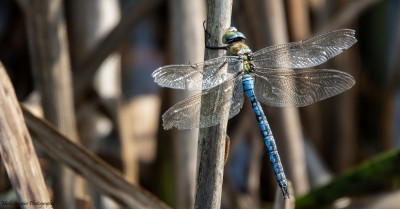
222;27;246;44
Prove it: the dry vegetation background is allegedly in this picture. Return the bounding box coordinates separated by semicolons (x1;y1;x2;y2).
0;0;399;209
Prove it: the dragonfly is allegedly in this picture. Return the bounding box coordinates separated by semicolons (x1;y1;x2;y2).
152;26;357;198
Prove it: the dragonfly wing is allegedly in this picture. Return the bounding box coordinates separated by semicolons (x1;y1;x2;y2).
254;68;355;107
253;29;357;68
152;56;242;90
162;75;244;130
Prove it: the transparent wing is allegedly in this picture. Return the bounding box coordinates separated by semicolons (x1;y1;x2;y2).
253;29;357;68
254;68;355;107
162;75;244;130
152;56;242;90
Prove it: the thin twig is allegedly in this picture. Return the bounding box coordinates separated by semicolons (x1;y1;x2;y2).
194;0;233;208
261;0;310;197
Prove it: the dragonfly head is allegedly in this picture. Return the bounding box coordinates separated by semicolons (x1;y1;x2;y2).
222;27;246;44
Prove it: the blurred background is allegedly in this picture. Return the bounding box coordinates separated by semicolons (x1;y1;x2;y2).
0;0;399;208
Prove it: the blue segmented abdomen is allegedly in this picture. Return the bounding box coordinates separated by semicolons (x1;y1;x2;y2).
242;74;290;198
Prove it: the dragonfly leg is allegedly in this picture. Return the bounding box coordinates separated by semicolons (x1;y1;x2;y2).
203;21;228;50
248;52;255;60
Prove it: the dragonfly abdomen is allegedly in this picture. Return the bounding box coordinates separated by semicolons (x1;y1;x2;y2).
242;74;290;198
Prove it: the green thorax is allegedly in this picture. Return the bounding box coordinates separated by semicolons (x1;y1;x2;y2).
228;41;254;72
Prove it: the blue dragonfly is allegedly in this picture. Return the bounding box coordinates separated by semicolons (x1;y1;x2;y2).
152;26;356;198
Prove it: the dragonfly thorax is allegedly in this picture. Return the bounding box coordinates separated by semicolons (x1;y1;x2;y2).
226;41;255;73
